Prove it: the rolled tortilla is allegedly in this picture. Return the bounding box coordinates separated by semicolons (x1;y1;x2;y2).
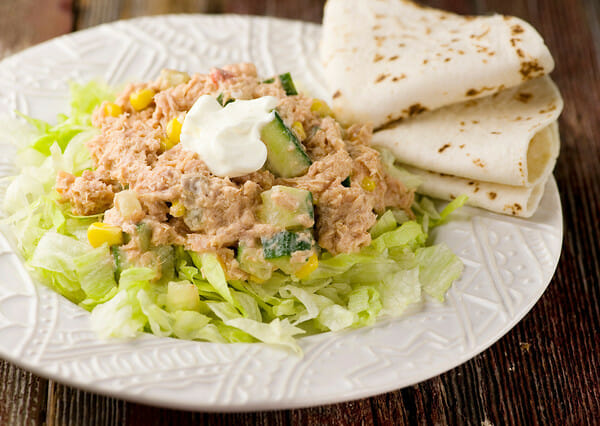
372;76;563;187
321;0;554;128
404;163;554;218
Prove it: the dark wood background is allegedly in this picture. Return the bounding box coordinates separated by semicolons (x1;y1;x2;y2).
0;0;598;424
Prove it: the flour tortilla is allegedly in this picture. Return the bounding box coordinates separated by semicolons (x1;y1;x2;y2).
372;76;563;187
404;151;556;217
321;0;555;128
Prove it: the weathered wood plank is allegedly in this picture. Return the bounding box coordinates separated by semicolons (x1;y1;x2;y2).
0;362;48;425
223;0;325;23
0;0;72;57
75;0;222;29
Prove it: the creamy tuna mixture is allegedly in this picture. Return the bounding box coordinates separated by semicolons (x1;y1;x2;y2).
55;63;414;279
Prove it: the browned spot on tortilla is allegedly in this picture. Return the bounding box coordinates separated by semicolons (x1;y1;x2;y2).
373;25;382;30
392;74;406;82
468;181;475;185
482;59;488;64
520;60;545;79
389;55;399;61
375;73;388;83
511;24;525;35
444;57;452;62
491;131;501;135
398;43;406;48
510;38;521;47
423;59;429;65
505;203;522;215
466;89;478;97
460;121;466;126
539;104;558;114
472;120;480;124
516;48;525;58
426;27;432;35
450;194;456;200
374;53;384;62
404;103;427;117
374;36;387;47
488;192;497;200
515;92;533;103
459;144;465;149
473;158;485;168
451;38;459;42
459;129;465;132
332;90;342;99
515;116;522;121
488;51;496;56
375;14;385;19
438;143;451;153
458;50;465;55
436;52;442;57
473;187;479;193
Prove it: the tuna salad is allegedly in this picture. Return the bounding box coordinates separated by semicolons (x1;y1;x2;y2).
56;63;414;280
2;64;464;352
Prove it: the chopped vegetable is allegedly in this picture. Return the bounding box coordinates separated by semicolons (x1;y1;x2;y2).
310;99;333;117
261;111;312;178
279;72;298;96
130;88;155;111
87;222;123;248
361;176;376;192
104;102;122;117
165;117;182;147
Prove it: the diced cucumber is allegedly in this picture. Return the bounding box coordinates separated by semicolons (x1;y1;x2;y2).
261;230;314;259
136;222;152;251
237;243;274;281
279;72;298;96
259;186;314;230
216;92;234;107
261;111;311;178
111;246;129;280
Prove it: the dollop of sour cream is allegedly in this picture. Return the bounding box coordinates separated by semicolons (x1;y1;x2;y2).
180;95;278;177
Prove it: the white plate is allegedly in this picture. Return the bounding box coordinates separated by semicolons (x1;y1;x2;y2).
0;15;562;411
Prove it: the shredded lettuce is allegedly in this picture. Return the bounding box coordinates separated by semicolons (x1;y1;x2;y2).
0;80;466;355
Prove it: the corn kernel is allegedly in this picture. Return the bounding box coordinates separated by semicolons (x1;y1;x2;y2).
169;201;186;217
130;88;155;111
361;176;376;192
291;121;306;140
294;253;319;279
87;222;123;248
310;99;333;117
249;274;266;284
104;102;122;117
166;117;182;147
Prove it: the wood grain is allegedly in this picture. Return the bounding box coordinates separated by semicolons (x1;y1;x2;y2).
0;0;599;424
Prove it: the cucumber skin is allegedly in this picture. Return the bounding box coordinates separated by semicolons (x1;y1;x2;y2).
279;72;298;96
261;231;313;259
261;111;312;178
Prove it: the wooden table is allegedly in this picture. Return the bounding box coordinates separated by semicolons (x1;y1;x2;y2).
0;0;598;424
